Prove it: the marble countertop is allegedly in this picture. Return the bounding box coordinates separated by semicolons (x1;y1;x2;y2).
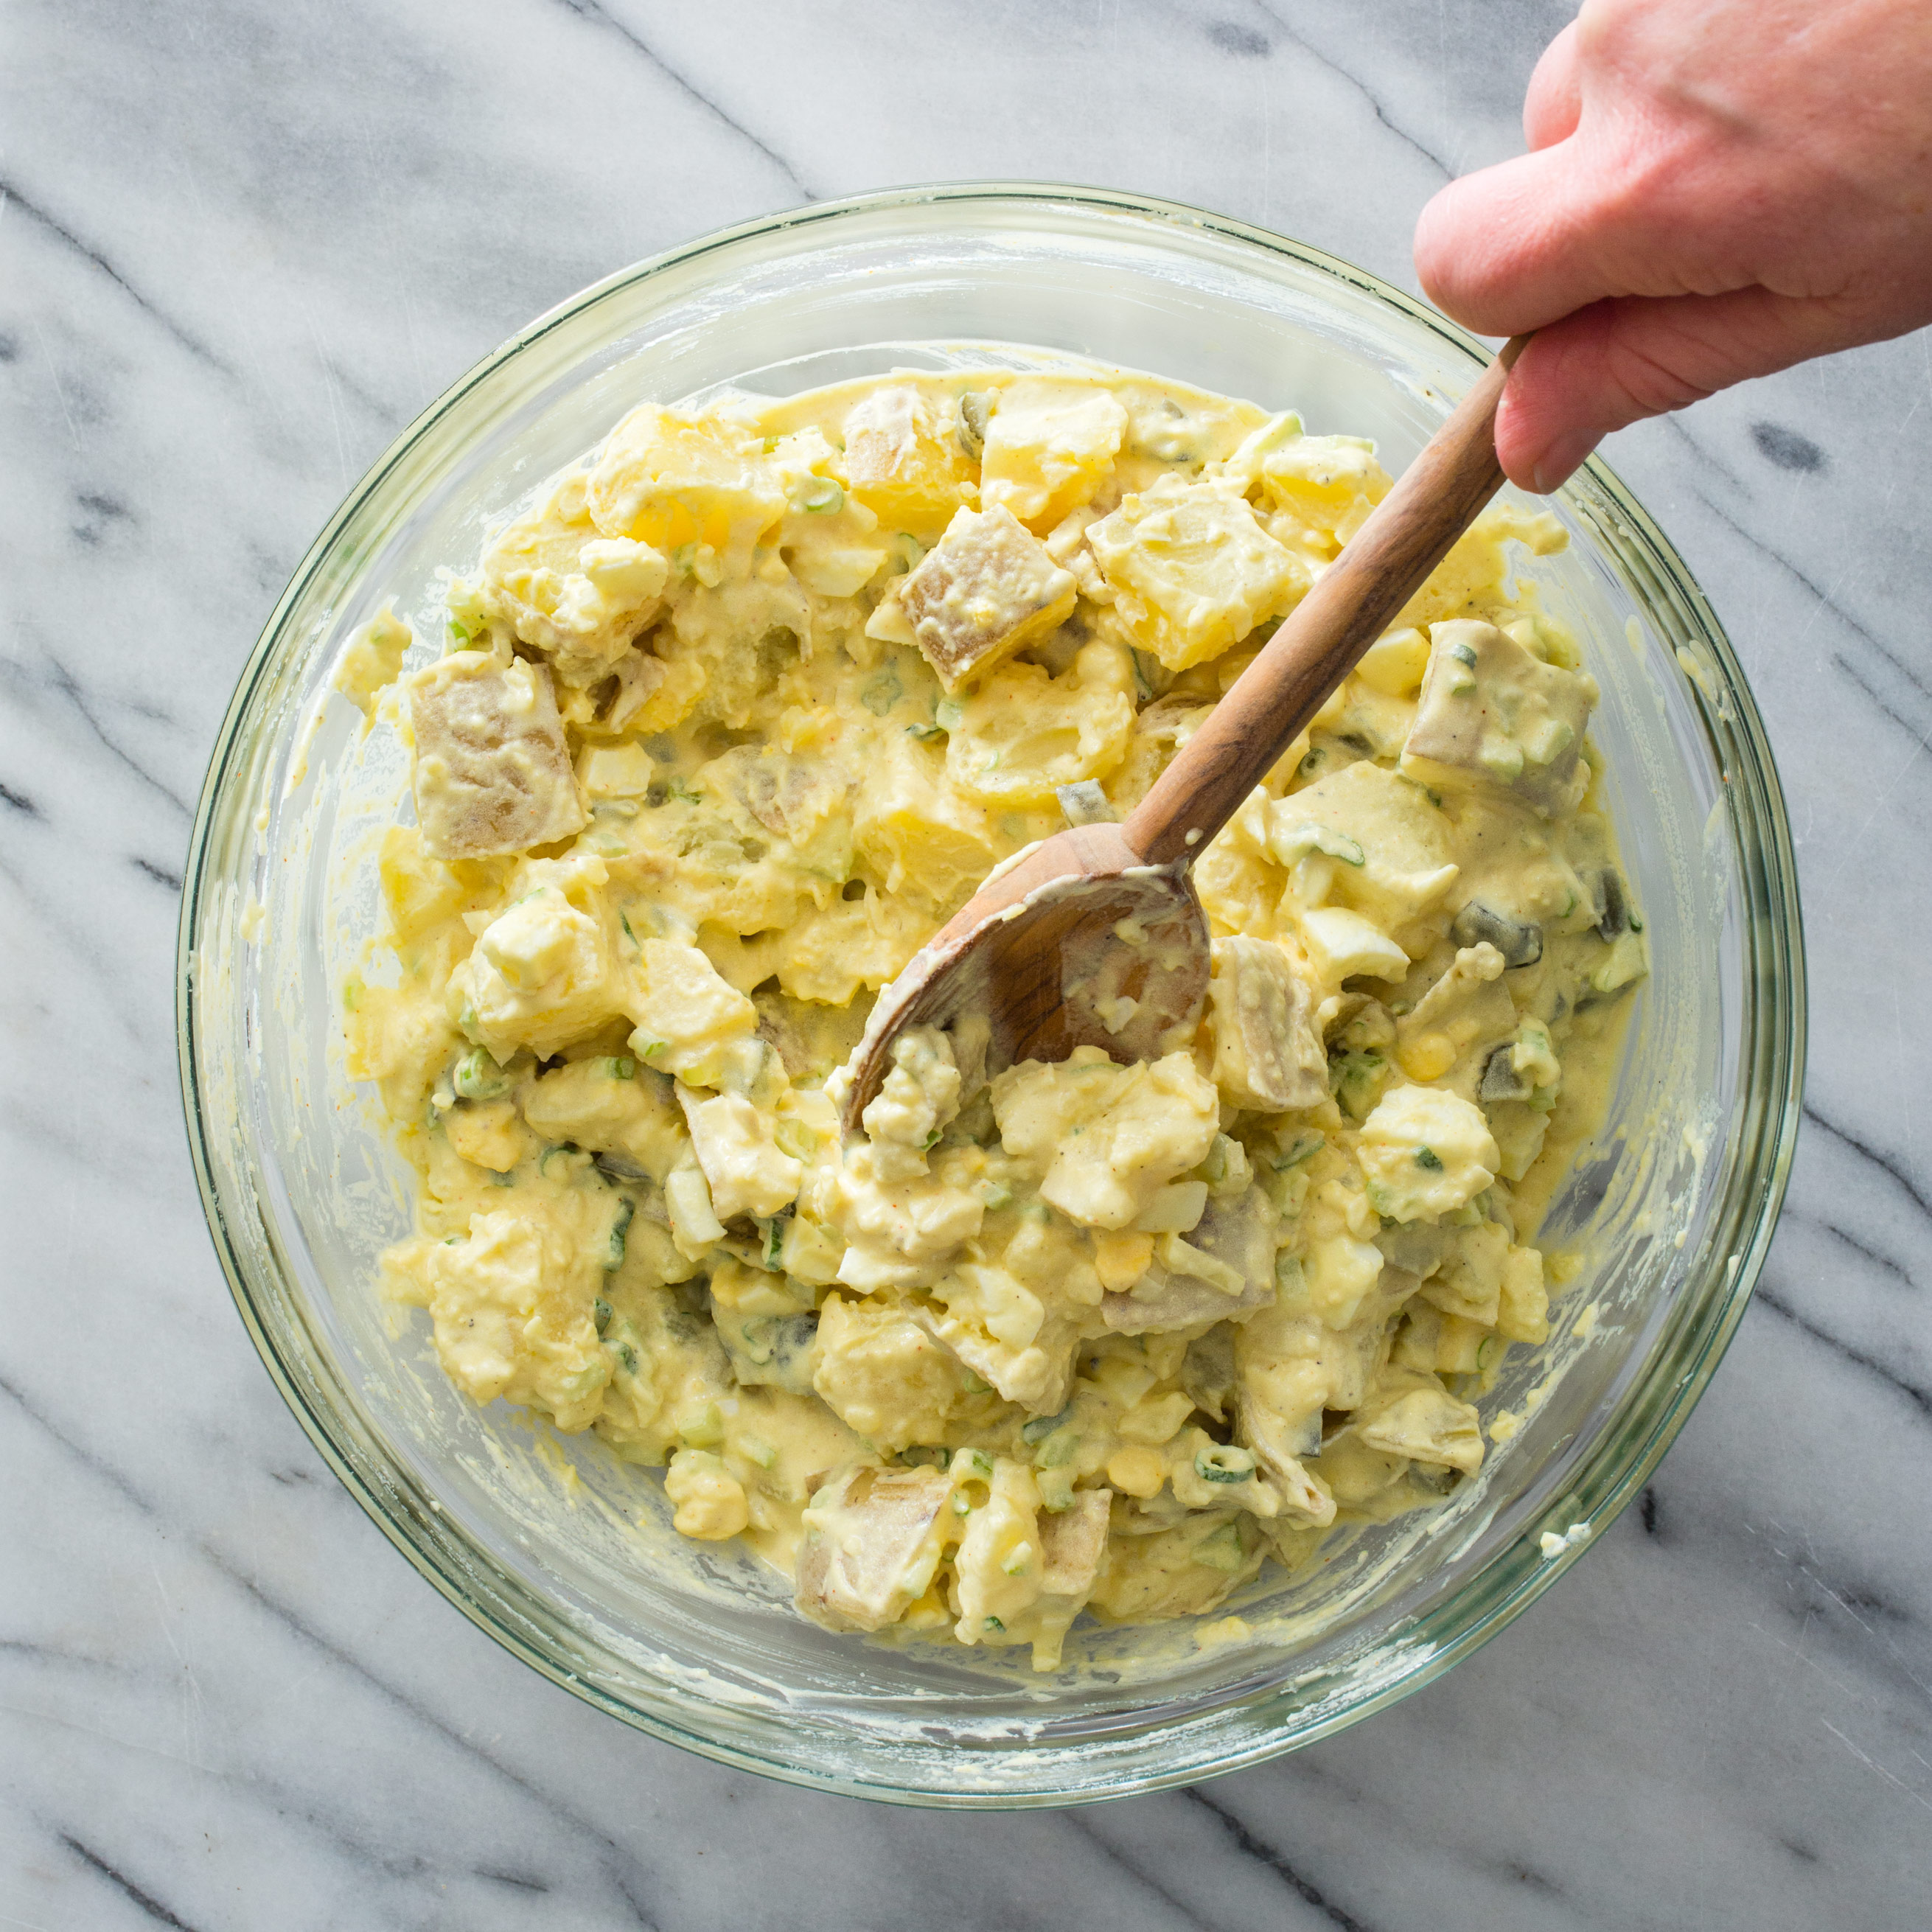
5;1;1930;1925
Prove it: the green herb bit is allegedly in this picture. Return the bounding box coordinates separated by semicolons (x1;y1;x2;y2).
1415;1146;1444;1172
795;477;843;515
1448;641;1479;669
933;696;965;732
606;1198;635;1269
1281;823;1365;868
983;1615;1005;1633
1196;1443;1258;1485
594;1297;613;1336
603;1056;636;1080
1021;1408;1072;1445
860;666;904;716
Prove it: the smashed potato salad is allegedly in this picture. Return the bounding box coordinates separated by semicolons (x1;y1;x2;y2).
344;365;1646;1670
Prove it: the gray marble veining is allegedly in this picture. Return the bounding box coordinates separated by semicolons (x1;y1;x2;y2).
4;1;1930;1927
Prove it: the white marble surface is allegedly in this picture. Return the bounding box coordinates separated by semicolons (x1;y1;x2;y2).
4;0;1931;1924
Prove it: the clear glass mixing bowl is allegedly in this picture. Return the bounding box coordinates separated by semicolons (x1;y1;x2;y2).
178;185;1804;1806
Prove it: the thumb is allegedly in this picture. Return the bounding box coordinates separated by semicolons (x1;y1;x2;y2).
1497;287;1861;491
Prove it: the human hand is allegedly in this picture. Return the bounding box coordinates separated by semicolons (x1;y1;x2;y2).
1414;0;1932;491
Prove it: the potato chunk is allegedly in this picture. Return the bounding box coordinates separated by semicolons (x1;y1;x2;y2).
795;1462;955;1633
1355;1369;1485;1474
405;655;586;859
480;481;669;681
1268;759;1459;928
850;728;1000;910
840;383;976;538
944;641;1135;806
452;876;619;1059
920;1261;1069;1412
978;379;1129;531
810;1294;963;1450
584;402;787;557
1088;478;1302;672
1402;619;1598;816
1038;1487;1112;1595
1205;936;1327;1113
523;1058;688;1180
893;504;1077;691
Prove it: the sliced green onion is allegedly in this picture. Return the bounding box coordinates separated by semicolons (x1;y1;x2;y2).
605;1198;635;1269
453;1046;509;1101
1195;1444;1256;1485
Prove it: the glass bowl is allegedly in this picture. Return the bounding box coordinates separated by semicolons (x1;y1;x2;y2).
178;184;1804;1806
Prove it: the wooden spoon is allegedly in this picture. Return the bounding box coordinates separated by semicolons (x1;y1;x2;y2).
841;336;1529;1131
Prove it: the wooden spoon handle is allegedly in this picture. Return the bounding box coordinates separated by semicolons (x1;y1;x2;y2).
1121;335;1530;870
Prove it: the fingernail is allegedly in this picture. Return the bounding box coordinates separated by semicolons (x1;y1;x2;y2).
1529;431;1600;495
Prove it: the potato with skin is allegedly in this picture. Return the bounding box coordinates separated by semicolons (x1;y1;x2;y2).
1038;1488;1112;1594
1205;937;1328;1114
891;504;1077;691
1355;1368;1485;1476
1403;619;1598;817
795;1462;955;1633
405;655;586;859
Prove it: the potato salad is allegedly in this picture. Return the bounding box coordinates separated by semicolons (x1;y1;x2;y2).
343;363;1646;1670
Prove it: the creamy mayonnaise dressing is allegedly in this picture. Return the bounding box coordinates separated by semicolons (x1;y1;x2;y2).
340;366;1644;1669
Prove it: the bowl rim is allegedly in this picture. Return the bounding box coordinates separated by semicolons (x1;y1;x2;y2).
177;180;1807;1806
